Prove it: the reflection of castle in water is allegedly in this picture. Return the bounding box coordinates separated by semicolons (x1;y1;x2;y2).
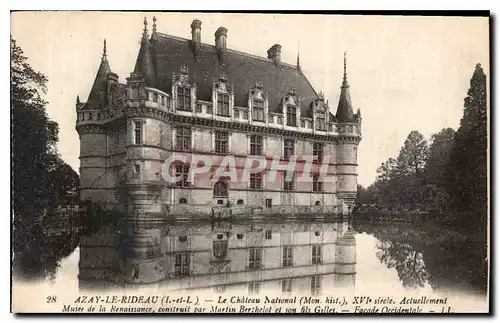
79;220;356;295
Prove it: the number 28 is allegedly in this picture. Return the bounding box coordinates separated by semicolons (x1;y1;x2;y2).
46;296;57;303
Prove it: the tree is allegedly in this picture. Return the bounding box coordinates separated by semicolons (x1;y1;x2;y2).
376;158;397;183
425;128;455;186
376;240;429;289
12;37;59;227
48;157;80;206
447;63;488;216
395;131;429;178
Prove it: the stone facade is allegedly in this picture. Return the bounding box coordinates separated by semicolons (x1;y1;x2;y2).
76;18;362;218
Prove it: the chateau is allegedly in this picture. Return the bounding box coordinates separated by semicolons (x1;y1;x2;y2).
75;17;362;218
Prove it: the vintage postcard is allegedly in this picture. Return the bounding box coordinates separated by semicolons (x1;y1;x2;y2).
11;11;490;314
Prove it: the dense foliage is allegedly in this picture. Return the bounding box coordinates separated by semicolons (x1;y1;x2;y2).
356;64;488;227
12;38;79;250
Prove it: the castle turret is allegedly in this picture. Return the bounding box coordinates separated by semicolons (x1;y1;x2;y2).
333;227;356;293
120;225;165;284
123;18;170;219
76;40;111;203
335;53;361;212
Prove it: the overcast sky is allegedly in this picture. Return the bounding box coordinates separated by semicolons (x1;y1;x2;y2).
11;12;489;187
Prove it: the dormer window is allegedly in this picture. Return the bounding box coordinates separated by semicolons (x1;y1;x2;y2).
177;87;191;111
286;105;297;127
252;99;265;122
217;93;230;116
316;112;326;131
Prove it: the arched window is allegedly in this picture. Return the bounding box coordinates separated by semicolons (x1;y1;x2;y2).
237;199;244;205
217;199;224;205
179;198;187;204
315;201;321;206
213;181;228;197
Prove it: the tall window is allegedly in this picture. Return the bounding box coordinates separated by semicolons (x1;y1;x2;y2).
283;172;294;191
286;105;297;126
213;241;228;260
313;173;323;192
248;248;261;270
284;139;294;160
312;245;322;264
134;121;142;145
213;181;228;197
176;126;191;151
177;87;191;111
215;131;229;154
250;135;262;155
214;285;226;294
174;253;190;276
311;276;321;296
283;246;293;267
313;142;324;162
248;282;260;295
217;93;230;116
282;279;292;293
252;99;264;122
175;164;189;188
316;113;326;131
250;172;262;190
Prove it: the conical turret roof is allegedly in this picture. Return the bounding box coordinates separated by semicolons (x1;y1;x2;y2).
335;52;356;122
85;40;111;110
133;17;157;87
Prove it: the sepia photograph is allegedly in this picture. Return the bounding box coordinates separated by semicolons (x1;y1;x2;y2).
10;11;490;314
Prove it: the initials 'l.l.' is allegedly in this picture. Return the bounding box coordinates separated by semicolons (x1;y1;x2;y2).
441;307;453;313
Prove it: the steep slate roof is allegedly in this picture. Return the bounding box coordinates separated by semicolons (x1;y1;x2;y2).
134;19;158;88
336;84;355;122
152;33;318;117
335;54;356;122
83;41;111;110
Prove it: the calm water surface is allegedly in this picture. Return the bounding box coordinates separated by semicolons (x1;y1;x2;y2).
13;217;488;311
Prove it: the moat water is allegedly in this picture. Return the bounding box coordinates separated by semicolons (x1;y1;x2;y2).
12;217;488;312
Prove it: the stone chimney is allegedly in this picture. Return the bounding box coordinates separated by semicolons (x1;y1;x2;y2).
267;44;282;66
191;19;202;44
215;27;228;51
